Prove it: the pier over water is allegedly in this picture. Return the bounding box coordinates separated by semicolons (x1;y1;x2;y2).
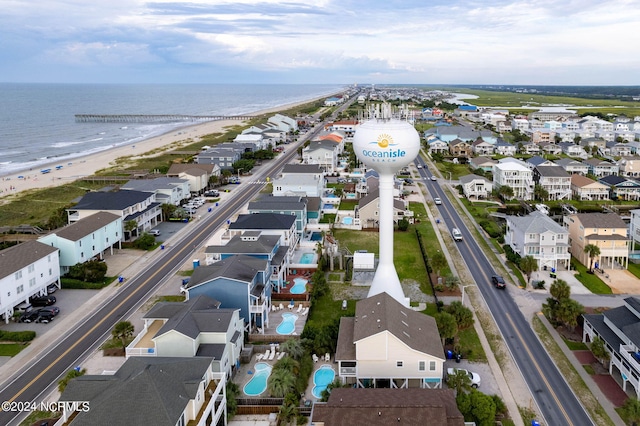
74;114;256;123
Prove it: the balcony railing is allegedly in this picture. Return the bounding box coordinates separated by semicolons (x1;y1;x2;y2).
340;367;356;376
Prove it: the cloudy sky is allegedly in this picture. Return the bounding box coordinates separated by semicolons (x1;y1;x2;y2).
1;0;639;85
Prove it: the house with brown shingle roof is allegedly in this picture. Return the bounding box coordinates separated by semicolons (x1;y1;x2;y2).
167;163;220;194
335;293;445;389
310;388;464;425
570;174;610;201
564;213;629;269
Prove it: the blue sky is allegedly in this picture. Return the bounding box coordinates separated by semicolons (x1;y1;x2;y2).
1;0;638;85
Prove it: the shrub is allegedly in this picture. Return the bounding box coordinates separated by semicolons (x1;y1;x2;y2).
133;233;156;250
0;330;36;342
67;260;108;282
503;244;521;264
479;219;501;238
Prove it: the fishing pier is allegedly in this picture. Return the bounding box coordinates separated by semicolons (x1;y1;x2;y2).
74;114;256;123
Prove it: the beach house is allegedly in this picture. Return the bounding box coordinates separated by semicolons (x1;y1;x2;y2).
66;190;162;240
0;241;60;323
167;163;220;194
183;254;271;333
335;293;445;389
38;211;122;274
58;357;227;426
126;295;244;378
564;212;629;270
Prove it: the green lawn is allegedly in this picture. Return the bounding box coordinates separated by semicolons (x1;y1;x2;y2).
572;259;613;294
0;343;28;357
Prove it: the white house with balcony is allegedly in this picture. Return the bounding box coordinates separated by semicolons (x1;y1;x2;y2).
335;293;445;389
38;212;122;275
0;241;60;323
268;113;298;132
459;174;493;200
126;295;243;379
583;297;640;400
302;140;339;173
493;160;533;200
505;211;571;271
121;177;190;206
533;165;572;201
67;190;162;240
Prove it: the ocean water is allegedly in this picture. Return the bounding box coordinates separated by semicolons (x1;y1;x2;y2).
0;83;344;176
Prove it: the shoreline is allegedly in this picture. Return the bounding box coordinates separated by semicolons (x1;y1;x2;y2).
0;93;332;200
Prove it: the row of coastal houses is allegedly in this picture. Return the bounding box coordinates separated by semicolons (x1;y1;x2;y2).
464;156;640;202
503;211;630;272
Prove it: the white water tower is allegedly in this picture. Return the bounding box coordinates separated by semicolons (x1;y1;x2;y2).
352;105;420;306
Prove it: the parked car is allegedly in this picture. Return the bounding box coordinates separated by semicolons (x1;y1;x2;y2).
434;197;442;205
404;178;414;185
491;274;506;289
37;306;60;317
36;312;55;323
204;190;219;197
149;229;161;236
15;302;32;313
30;295;56;307
447;367;481;388
47;283;58;294
18;310;40;323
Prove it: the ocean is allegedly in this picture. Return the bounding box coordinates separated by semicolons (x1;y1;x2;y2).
0;83;344;176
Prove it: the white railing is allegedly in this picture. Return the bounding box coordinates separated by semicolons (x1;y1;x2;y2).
126;347;157;357
340;367;356;376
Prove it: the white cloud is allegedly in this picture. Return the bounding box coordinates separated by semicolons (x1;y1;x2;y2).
0;0;639;83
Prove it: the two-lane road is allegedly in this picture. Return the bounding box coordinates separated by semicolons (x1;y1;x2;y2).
415;159;593;426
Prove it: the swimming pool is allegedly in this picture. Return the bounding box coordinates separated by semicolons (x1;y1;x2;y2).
291;277;307;294
310;232;322;241
300;253;315;264
323;203;335;210
276;312;298;335
243;362;272;396
342;217;353;225
312;364;336;399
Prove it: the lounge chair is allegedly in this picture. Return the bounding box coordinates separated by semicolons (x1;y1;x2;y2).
279;303;284;311
269;351;276;361
263;349;270;360
325;353;330;362
256;353;264;361
257;327;263;334
277;352;286;360
297;304;303;313
301;307;309;316
312;354;319;363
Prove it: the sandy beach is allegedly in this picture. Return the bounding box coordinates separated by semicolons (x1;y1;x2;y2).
0;95;327;201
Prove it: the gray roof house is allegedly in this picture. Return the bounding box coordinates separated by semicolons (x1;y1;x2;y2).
248;195;308;234
335;292;445;389
223;213;298;249
167;163;220;194
184;255;271;333
505;211;571;271
58;356;227;426
583;297;640;399
67;190;162;240
126;295;244;378
38;211;122;274
122;177;190;205
533;165;572;200
0;240;60;323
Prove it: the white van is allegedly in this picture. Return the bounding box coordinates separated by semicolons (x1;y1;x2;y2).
452;228;463;242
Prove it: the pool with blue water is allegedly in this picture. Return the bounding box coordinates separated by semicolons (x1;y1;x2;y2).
312;364;336;398
290;277;307;294
300;253;315;264
276;312;298;335
243;362;272;396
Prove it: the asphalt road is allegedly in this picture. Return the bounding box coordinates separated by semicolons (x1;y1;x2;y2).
0;123;322;426
416;158;593;426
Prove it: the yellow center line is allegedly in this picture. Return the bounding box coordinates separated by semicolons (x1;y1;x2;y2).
1;195;246;408
506;312;573;425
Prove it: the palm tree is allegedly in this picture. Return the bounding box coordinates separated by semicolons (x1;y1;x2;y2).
274;356;299;376
519;255;538;286
446;369;471;395
267;368;296;397
279;339;304;361
112;321;135;352
583;244;601;273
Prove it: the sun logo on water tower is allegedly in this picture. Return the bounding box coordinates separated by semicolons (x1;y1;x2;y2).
373;133;396;149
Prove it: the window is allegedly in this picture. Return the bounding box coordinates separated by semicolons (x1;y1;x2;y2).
17;284;24;294
14;271;22;280
419;361;425;371
28;264;35;273
396;361;403;368
429;361;436;371
29;278;36;287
